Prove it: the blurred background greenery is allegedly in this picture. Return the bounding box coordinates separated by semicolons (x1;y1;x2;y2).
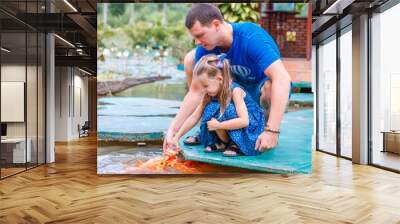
98;3;194;63
97;3;307;63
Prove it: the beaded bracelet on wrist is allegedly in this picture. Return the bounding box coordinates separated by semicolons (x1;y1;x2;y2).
264;127;280;134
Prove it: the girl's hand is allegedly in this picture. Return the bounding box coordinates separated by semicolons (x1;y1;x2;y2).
167;137;181;153
163;129;176;154
207;118;220;131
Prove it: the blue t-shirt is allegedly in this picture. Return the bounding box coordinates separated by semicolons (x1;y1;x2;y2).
194;22;280;85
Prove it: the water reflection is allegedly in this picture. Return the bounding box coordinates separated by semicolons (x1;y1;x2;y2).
116;79;187;101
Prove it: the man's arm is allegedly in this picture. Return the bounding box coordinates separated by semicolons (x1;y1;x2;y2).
163;49;204;152
172;48;202;134
169;85;204;135
255;60;291;151
245;29;291;150
264;59;291;131
184;49;196;87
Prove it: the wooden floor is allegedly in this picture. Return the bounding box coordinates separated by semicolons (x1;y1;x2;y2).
1;167;26;177
1;136;400;224
373;151;400;171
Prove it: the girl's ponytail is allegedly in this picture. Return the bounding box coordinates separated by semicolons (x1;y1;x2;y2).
218;59;232;113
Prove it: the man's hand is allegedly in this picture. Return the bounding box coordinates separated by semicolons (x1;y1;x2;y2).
255;131;279;152
207;118;220;131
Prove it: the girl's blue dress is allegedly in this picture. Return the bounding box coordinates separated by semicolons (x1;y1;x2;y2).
199;82;265;156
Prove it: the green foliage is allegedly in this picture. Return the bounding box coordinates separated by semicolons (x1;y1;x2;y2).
218;3;260;23
97;4;103;14
98;3;194;62
109;4;126;17
295;3;308;18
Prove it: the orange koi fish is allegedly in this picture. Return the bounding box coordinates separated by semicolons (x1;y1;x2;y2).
131;150;201;174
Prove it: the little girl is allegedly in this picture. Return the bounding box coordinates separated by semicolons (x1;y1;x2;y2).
171;54;265;156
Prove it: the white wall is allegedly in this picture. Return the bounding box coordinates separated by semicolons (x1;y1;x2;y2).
55;66;68;141
1;82;24;123
55;67;89;141
74;73;89;137
1;65;27;138
1;64;46;164
1;65;25;130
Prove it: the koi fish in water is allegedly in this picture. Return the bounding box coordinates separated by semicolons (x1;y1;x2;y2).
128;149;201;174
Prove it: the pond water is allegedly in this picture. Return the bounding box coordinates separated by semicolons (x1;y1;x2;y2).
97;146;169;174
98;52;182;80
98;54;188;141
98;55;191;173
97;145;253;174
115;79;187;101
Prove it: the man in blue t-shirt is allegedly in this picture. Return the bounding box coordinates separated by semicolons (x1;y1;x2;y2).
163;3;292;153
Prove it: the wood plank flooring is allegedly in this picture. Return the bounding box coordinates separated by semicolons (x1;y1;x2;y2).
1;136;400;223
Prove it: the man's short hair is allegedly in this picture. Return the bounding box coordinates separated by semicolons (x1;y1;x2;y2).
185;3;224;29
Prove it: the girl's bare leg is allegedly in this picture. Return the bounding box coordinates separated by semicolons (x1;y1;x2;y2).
204;129;229;152
215;129;229;143
216;129;240;156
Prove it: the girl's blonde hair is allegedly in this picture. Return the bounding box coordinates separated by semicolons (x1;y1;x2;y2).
193;54;232;112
